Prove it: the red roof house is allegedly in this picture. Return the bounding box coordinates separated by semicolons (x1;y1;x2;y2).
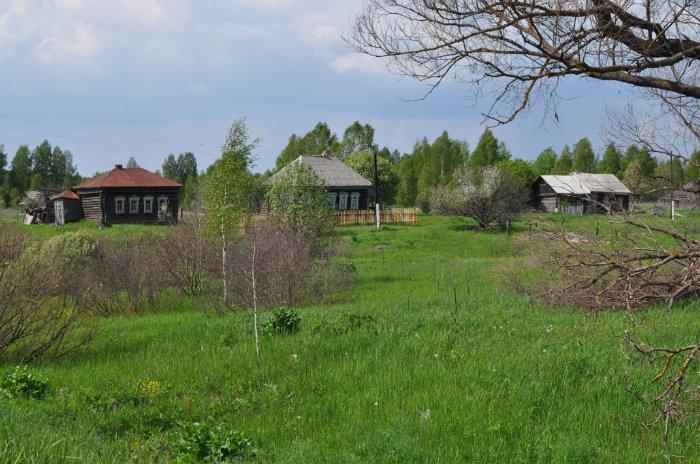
74;164;182;225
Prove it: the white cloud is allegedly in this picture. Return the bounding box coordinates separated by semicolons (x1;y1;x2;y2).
35;22;101;64
331;53;387;76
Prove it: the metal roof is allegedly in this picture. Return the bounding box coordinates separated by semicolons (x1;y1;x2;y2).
540;173;631;195
274;153;372;188
50;190;80;200
74;165;182;189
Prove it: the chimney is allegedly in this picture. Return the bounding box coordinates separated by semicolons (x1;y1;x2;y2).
115;164;124;170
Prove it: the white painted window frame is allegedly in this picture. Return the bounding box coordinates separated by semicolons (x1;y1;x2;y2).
115;196;125;214
350;192;360;210
338;192;349;210
328;192;337;209
143;196;154;214
129;196;140;214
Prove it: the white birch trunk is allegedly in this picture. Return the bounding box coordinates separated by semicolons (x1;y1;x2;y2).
251;233;260;358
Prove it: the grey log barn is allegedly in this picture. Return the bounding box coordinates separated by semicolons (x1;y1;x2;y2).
536;173;631;214
274;152;373;210
72;164;182;225
51;190;81;225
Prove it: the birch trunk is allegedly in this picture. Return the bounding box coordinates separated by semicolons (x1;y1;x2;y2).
251;234;260;358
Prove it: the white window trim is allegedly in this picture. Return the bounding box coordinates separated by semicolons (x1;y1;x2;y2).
328;192;337;209
115;196;125;214
143;196;154;214
129;196;140;214
350;192;360;210
338;192;349;210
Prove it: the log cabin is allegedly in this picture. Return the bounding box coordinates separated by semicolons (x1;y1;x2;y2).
273;152;373;210
535;173;631;214
73;164;182;225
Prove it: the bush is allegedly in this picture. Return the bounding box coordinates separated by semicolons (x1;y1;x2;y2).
428;185;456;214
262;308;301;335
175;422;255;463
0;366;49;399
311;313;377;336
40;231;98;266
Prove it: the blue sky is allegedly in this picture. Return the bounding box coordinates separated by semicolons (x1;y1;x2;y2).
0;0;633;175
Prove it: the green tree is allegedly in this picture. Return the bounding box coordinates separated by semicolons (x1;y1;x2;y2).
572;138;596;172
395;151;420;207
49;146;67;187
532;147;557;176
345;150;399;205
177;152;198;180
202;119;257;306
29;173;42;191
599;144;623;177
470;128;502;171
684;150;700;183
340;121;376;158
126;157;139;168
162;154;179;181
0;145;6;178
267;163;333;236
275;122;339;170
32;140;53;186
10;145;32;193
496;158;537;187
553;145;573;174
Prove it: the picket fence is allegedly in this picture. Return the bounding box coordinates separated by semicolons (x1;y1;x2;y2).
336;208;417;226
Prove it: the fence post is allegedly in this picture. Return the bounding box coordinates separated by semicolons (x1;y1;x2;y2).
375;203;381;229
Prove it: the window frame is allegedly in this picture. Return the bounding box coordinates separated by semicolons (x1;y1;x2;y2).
129;196;140;214
328;192;337;209
338;192;349;210
143;196;154;214
350;192;360;210
115;196;125;214
157;196;169;212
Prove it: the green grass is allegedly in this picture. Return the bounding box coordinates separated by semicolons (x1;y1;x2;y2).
2;214;699;463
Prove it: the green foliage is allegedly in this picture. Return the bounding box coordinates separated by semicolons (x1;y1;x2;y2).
496;158;537;187
162;154;179;180
685;150;700;182
40;230;98;266
470;128;506;171
572;138;597;172
202;119;256;240
345;150;399;204
553;145;573;174
599;144;623;177
1;366;49;400
10;145;32;193
340;121;376;158
262;308;301;335
310;312;378;336
126;157;139;168
175;422;254;463
532;147;557;176
275;122;339;170
267;163;333;235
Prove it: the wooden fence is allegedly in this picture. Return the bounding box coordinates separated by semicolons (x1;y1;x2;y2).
336;208;417;226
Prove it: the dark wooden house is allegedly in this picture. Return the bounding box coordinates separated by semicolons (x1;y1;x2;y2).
73;164;182;225
536;173;631;214
51;190;81;225
273;152;373;210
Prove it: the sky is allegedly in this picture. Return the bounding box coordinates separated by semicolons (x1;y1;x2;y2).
0;0;635;176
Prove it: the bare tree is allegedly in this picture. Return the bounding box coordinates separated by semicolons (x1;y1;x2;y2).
350;1;699;123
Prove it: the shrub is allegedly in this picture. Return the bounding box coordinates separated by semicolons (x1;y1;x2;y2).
428;185;456;214
262;308;301;335
175;422;255;463
311;313;377;336
40;230;98;266
0;366;49;399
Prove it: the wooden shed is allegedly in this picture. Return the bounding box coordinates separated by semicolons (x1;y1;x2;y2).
50;190;81;225
73;164;182;225
536;173;631;214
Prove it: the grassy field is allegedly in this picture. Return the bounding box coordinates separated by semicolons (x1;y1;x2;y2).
2;214;699;463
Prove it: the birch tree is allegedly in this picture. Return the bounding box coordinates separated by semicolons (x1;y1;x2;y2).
202;119;257;306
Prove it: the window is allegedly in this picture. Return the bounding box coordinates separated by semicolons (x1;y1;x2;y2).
115;196;125;214
350;192;360;210
129;196;139;214
144;196;154;214
158;196;169;212
338;192;348;210
328;192;337;209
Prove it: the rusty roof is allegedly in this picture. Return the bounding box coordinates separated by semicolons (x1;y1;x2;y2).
74;165;182;189
50;190;80;200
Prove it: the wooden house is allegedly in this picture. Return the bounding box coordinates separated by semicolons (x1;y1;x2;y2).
536;173;631;214
274;152;373;210
73;164;182;225
51;190;81;225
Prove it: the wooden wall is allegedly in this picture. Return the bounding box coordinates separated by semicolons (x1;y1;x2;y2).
103;188;180;224
329;187;371;210
77;191;103;221
535;180;558;213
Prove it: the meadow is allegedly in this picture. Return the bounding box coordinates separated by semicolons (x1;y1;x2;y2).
1;214;699;463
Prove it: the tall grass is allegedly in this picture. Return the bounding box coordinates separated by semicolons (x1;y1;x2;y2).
1;215;698;462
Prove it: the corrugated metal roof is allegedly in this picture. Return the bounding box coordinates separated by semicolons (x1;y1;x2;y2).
74;166;182;189
50;190;79;200
274;153;372;188
541;173;631;195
